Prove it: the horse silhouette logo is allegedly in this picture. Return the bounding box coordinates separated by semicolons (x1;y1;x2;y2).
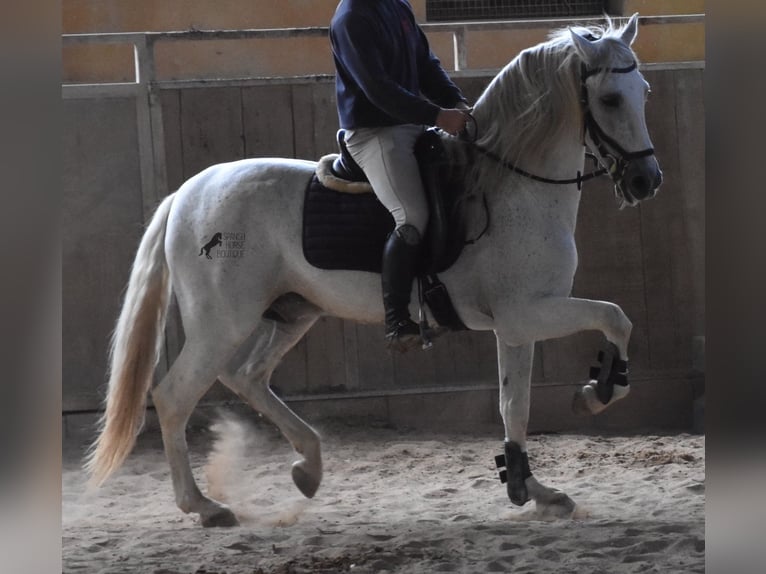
199;232;222;259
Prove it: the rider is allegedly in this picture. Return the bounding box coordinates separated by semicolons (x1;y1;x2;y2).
330;0;471;350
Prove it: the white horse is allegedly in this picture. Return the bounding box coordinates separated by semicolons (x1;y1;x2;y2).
86;14;662;526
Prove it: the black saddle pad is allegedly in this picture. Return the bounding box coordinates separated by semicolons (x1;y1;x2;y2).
302;130;469;275
302;175;394;274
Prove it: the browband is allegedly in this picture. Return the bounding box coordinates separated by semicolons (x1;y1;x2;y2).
582;60;638;80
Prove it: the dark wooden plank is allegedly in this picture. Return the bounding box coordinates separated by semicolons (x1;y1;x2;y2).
272;337;310;396
442;330;499;386
594;376;694;431
63;98;144;411
391;331;439;388
430;330;466;387
342;320;361;391
387;389;495;430
527;384;595;433
673;69;705;339
355;323;396;390
304;317;349;393
311;82;339;158
539;331;603;384
455;76;492;107
160;89;184;192
640;69;686;370
158;90;186;372
291;84;316;160
531;340;545;383
180;87;244;179
242;84;295;158
291;397;389;425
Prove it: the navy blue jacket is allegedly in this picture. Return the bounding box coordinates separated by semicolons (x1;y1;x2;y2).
330;0;466;129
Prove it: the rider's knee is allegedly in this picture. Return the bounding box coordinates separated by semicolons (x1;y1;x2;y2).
395;223;422;245
398;207;428;239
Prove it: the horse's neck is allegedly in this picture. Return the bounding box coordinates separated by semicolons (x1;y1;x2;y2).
523;134;586;183
485;131;586;236
472;97;585;179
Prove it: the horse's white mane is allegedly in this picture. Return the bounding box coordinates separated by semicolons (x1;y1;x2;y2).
456;18;639;195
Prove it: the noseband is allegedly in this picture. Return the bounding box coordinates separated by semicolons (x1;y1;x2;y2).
466;43;656;191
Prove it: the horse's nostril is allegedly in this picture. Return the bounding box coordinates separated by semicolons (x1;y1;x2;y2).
631;175;650;197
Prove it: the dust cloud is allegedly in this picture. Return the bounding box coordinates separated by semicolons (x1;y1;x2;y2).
203;413;310;527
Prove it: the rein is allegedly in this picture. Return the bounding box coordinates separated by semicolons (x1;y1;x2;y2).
460;53;654;191
469;142;607;190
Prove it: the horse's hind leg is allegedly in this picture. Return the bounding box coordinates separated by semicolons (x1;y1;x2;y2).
495;338;576;518
220;294;324;498
151;340;239;527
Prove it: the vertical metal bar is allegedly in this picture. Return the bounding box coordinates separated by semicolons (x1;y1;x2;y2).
134;36;169;215
134;37;157;222
453;27;468;72
145;37;169;202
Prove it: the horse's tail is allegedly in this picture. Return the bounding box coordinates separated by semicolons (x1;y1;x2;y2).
85;192;176;486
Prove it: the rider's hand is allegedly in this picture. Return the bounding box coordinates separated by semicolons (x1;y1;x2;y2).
436;108;470;136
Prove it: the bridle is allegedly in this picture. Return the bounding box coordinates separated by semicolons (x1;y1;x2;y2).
464;42;655;192
579;59;655;186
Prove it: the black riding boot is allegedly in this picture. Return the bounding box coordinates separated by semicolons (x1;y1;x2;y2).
382;224;422;351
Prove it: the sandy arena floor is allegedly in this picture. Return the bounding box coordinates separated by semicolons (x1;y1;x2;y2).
63;416;705;573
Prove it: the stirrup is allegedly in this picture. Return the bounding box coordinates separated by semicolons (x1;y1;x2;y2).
385;318;421;352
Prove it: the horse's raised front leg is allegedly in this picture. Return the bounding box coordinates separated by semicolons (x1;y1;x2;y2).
151;342;239;527
496;296;632;416
220;296;324;499
494;339;576;518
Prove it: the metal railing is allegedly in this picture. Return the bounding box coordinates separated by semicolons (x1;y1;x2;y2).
63;14;705;88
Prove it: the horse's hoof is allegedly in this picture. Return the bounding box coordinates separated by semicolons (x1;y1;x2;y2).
292;461;321;498
201;507;239;528
507;480;530;506
572;384;606;415
535;492;577;519
572;387;592;415
509;488;530;507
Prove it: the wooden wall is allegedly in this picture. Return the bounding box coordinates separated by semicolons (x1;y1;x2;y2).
63;67;704;431
63;97;145;410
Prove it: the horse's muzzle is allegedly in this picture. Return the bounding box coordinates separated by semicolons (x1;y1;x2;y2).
624;157;662;202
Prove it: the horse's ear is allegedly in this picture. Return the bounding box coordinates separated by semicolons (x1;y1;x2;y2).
620;13;639;46
569;28;598;66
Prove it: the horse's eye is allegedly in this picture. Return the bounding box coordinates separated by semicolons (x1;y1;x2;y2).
600;94;622;108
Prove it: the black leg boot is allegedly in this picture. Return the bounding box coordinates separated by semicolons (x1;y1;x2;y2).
382;224;422;351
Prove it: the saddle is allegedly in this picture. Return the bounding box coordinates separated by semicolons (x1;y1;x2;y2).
302;128;470;331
